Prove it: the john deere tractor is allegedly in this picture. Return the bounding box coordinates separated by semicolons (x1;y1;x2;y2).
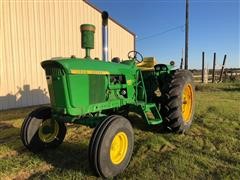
20;12;195;178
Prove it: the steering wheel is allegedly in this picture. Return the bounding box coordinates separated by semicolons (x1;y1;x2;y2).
127;50;143;63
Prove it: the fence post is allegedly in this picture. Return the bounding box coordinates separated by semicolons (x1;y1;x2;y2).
204;68;208;83
180;58;183;69
218;54;227;82
212;53;216;83
202;52;205;83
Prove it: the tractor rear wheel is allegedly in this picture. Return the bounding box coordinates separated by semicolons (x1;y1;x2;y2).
20;107;66;152
89;115;134;178
159;70;195;133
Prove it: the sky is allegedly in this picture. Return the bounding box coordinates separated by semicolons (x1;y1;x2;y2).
90;0;239;69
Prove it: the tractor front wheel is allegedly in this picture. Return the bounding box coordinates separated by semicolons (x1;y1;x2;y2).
89;115;134;178
159;70;195;133
20;107;66;152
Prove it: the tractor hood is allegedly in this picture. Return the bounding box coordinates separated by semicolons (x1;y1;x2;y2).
41;58;137;75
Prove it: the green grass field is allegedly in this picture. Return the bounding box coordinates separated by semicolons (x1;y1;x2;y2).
0;82;240;179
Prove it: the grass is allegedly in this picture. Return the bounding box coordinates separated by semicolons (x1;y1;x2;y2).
0;82;240;179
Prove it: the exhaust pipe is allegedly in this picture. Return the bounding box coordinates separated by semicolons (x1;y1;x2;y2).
102;11;109;61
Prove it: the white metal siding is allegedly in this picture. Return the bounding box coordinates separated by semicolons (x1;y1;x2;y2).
0;0;134;110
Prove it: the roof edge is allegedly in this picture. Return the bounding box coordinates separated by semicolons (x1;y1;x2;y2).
83;0;136;37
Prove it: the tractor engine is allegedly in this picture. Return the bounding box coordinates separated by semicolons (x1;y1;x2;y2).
41;23;138;117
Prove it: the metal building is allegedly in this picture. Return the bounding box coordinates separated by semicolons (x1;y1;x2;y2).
0;0;135;110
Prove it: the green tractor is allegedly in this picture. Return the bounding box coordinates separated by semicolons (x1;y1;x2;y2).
20;12;195;178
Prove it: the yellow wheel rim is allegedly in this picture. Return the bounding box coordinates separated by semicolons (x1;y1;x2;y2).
182;83;193;123
38;119;59;143
110;132;128;165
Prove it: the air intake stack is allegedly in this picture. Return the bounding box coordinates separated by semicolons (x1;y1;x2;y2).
80;24;95;58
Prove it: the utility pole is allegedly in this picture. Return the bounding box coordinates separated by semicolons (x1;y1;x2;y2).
184;0;189;70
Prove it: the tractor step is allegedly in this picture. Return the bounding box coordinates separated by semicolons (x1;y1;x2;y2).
140;103;163;125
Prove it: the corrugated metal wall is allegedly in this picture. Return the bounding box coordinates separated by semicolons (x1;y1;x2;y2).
0;0;134;110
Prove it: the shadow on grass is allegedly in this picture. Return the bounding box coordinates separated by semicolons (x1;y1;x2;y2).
0;122;15;130
128;113;172;134
221;87;240;92
0;122;22;144
0;106;41;121
0;123;95;177
28;141;95;178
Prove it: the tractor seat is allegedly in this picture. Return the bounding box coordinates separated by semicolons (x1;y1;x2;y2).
137;57;157;71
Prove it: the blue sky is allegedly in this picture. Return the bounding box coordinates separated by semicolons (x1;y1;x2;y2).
90;0;239;69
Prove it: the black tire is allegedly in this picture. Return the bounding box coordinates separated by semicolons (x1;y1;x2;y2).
89;115;134;178
88;115;115;172
20;107;66;152
159;70;195;133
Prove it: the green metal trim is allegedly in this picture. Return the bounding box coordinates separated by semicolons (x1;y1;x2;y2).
53;113;107;128
135;70;147;105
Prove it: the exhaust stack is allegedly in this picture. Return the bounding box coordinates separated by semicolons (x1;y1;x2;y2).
102;11;109;61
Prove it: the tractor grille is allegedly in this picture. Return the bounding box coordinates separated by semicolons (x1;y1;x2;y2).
89;75;105;104
45;67;65;76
